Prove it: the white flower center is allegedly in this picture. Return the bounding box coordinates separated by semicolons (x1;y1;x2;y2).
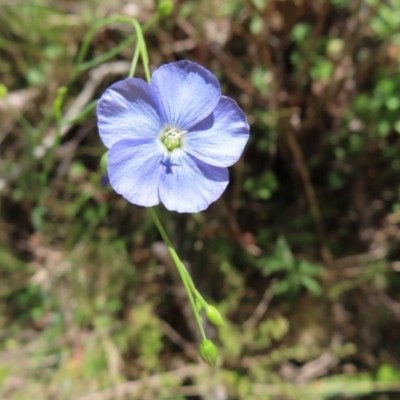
161;127;187;151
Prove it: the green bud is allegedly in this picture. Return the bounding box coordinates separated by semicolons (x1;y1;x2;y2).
199;339;218;367
100;151;108;175
327;38;344;60
206;305;224;326
57;86;68;96
53;86;68;121
158;0;174;16
0;84;8;98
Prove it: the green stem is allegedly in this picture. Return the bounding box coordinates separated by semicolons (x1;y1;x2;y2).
182;268;209;309
70;13;158;83
129;42;141;78
138;23;204;341
194;289;209;310
148;207;207;341
63;100;98;124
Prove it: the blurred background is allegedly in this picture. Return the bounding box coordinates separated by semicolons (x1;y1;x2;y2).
1;0;400;398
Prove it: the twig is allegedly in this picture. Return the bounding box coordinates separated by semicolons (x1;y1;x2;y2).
333;245;387;268
159;318;199;361
0;61;131;193
0;87;39;142
244;279;277;330
295;350;339;384
380;293;400;322
285;129;332;263
76;364;206;400
219;199;262;256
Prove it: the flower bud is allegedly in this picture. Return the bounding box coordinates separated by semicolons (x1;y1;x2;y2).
100;152;109;186
199;339;218;367
100;152;108;175
0;84;8;99
158;0;174;16
206;305;224;326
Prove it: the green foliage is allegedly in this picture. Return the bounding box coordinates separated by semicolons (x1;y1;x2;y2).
370;1;400;38
250;13;264;35
257;237;323;298
158;0;174;16
0;83;8;98
125;303;164;371
2;0;400;399
244;171;278;200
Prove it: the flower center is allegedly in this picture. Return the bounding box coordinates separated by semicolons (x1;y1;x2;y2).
161;127;187;151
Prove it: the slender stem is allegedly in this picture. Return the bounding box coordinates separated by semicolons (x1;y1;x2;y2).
129;42;141;78
138;34;151;83
182;268;209;309
71;13;158;83
195;289;209;310
139;35;151;83
130;20;205;342
148;207;207;341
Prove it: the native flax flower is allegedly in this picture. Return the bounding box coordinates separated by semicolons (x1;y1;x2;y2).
97;60;249;213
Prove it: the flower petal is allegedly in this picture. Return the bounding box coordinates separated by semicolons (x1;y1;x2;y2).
97;78;162;148
159;150;228;213
107;139;163;207
185;96;249;167
151;60;221;130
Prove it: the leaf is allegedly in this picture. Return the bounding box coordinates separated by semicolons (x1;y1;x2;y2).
298;260;323;276
301;275;323;296
274;281;289;295
274;236;295;269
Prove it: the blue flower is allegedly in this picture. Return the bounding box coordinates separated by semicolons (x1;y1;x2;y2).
97;60;249;213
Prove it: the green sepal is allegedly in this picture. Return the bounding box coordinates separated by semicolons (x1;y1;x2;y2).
100;151;108;175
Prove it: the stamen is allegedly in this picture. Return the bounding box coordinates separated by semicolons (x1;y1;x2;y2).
161;127;187;151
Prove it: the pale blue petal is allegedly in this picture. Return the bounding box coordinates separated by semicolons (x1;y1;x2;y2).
97;78;162;148
185;96;249;167
107;139;163;207
151;60;221;130
159;150;228;213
